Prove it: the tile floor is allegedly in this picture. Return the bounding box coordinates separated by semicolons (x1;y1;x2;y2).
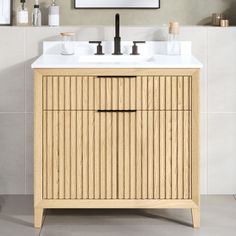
0;195;235;236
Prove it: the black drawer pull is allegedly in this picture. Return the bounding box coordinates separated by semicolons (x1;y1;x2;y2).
97;110;137;113
96;76;136;78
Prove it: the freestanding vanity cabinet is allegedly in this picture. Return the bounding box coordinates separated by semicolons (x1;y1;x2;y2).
32;42;201;228
33;67;200;228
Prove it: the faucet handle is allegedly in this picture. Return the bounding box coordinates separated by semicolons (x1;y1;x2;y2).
89;41;104;55
130;41;146;55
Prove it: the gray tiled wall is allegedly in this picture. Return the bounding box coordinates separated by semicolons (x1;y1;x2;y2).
0;26;235;194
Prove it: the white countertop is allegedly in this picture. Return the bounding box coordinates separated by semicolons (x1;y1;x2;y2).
32;54;203;69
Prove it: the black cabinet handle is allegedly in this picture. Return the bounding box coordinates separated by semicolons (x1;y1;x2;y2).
97;110;137;113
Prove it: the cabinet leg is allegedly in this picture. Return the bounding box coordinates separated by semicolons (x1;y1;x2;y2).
191;208;200;228
34;208;44;228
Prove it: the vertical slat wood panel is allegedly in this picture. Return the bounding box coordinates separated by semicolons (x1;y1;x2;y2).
88;77;94;110
88;78;95;199
171;111;178;199
106;77;112;110
142;111;148;199
153;111;160;199
184;76;189;110
52;77;59;199
112;78;118;199
124;112;130;199
184;111;190;199
88;111;95;199
166;111;172;199
43;112;47;199
148;111;154;199
130;77;136;110
47;111;53;199
136;77;142;110
65;77;71;110
94;112;100;199
124;78;130;199
58;111;65;199
172;76;177;110
71;77;77;110
52;110;59;199
82;111;88;199
83;77;89;110
65;78;71;199
59;76;65;110
142;76;148;110
43;77;47;110
154;76;160;110
77;77;82;110
178;76;183;110
160;111;166;199
118;112;124;199
94;78;100;199
100;112;106;199
112;113;118;199
65;111;71;199
166;77;171;110
71;111;77;199
76;111;83;199
100;77;106;110
160;76;166;110
189;109;192;199
136;108;142;197
41;74;194;201
148;76;154;110
106;113;112;199
47;77;53;110
130;112;136;199
177;111;183;199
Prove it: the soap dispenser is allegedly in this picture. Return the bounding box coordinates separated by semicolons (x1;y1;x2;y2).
48;0;60;27
17;0;29;26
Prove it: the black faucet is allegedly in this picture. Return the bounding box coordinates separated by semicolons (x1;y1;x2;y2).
113;13;122;55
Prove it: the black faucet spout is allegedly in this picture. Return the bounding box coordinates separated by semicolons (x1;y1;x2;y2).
113;13;122;55
115;13;120;37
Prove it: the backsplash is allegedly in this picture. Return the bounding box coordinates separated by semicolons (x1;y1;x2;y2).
12;0;236;26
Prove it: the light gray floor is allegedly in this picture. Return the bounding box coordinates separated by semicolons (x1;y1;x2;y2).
0;195;236;236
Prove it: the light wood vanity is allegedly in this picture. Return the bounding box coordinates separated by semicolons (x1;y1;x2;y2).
34;68;200;228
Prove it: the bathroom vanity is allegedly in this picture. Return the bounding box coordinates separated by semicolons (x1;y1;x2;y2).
32;41;202;228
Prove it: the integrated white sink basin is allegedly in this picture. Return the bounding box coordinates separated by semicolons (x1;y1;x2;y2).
78;55;154;64
31;41;203;69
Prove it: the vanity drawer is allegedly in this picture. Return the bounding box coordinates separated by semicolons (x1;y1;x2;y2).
42;75;192;111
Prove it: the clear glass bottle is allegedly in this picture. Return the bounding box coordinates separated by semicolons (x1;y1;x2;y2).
60;32;75;55
32;1;42;27
168;22;180;41
17;0;29;26
167;22;180;55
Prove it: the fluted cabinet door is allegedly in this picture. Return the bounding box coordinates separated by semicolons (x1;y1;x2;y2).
41;74;193;200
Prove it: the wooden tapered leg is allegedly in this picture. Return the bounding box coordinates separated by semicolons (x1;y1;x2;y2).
34;208;44;228
191;208;200;228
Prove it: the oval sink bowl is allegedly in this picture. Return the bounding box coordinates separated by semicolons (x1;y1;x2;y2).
78;55;154;64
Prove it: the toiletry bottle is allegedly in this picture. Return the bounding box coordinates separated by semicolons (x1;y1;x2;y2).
168;22;180;41
32;0;42;26
48;0;60;27
17;0;29;26
168;22;180;55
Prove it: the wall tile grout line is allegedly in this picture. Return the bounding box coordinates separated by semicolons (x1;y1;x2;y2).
206;27;209;195
24;28;27;194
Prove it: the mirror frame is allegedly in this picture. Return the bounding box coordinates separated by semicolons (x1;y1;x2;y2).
74;0;161;9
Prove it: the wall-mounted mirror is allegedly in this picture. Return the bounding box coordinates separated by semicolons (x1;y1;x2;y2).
74;0;160;9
